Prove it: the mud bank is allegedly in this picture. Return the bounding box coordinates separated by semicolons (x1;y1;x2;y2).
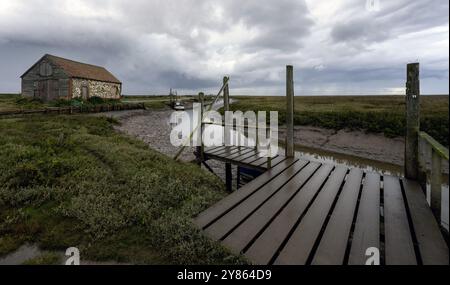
103;109;405;165
95;108;448;179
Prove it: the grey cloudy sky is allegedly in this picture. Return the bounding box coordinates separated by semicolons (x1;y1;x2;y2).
0;0;448;95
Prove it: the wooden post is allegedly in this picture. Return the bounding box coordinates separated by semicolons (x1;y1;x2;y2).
286;65;295;157
255;119;259;151
430;149;442;223
224;76;232;192
405;63;420;179
196;92;205;166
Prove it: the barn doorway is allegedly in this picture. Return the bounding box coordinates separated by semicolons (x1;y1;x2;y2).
81;86;89;100
38;80;59;101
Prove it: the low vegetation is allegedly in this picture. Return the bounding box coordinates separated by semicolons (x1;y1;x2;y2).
230;95;449;146
122;95;170;109
0;94;169;112
0;115;244;264
22;252;62;265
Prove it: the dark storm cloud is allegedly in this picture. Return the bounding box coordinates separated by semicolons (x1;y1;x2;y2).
330;0;449;45
222;0;314;52
0;0;448;95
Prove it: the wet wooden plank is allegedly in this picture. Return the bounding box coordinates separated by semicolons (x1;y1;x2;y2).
224;147;256;160
402;178;448;265
251;153;279;167
232;149;261;162
204;160;309;240
211;146;240;156
239;153;265;165
259;156;288;169
204;146;225;154
312;168;364;265
348;172;380;265
194;158;298;229
383;175;417;265
222;162;321;253
274;166;348;265
244;164;335;264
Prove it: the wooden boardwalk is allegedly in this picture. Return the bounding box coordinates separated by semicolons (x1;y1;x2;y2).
195;147;449;265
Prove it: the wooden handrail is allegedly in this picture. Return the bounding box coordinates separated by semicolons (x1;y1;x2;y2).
418;131;449;160
417;131;449;225
173;77;230;161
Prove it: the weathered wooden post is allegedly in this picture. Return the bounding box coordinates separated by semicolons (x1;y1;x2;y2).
286;65;295;157
405;63;420;180
196;92;205;166
224;76;232;192
267;127;272;168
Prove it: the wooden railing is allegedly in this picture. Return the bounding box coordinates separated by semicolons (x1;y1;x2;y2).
418;131;449;224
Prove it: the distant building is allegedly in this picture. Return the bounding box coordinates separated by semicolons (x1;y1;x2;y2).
21;54;122;101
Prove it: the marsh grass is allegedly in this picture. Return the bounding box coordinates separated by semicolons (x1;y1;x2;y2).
230;95;449;146
22;252;62;265
0;115;244;264
0;94;168;112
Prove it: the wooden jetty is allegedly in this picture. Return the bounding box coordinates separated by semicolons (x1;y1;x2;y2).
191;64;449;265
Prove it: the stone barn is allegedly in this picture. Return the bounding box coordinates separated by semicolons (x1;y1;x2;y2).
21;54;122;101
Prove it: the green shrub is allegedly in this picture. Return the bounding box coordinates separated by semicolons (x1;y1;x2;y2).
0;115;243;264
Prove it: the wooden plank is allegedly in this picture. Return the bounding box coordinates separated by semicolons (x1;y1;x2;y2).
311;168;363;265
244;165;338;265
204;145;224;152
204;146;226;155
383;175;417;265
259;156;287;169
204;160;309;240
402;178;448;265
211;146;240;156
194;158;298;229
222;162;321;253
232;149;260;162
348;172;380;265
224;147;256;161
251;153;279;167
274;166;348;265
239;152;265;165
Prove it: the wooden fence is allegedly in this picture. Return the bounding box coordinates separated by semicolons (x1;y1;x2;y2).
0;102;146;117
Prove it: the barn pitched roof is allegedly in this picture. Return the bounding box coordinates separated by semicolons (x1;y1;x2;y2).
22;54;121;84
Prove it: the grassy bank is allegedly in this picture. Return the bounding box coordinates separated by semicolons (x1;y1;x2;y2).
230;95;449;146
0;94;169;112
122;95;170;109
0;115;243;264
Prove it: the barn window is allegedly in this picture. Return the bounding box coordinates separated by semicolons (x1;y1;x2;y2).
39;62;53;76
